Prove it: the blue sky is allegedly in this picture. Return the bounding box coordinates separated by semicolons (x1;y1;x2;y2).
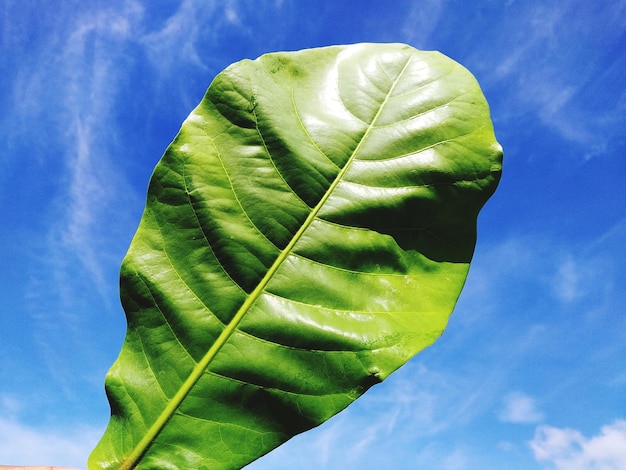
1;1;625;468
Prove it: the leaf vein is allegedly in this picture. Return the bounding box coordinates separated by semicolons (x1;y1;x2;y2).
192;126;281;252
287;69;340;171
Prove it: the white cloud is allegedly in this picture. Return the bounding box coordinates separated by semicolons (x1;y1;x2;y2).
0;394;97;468
499;392;544;424
530;420;626;470
0;417;99;468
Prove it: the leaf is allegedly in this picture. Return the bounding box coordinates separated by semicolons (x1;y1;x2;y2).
89;43;502;469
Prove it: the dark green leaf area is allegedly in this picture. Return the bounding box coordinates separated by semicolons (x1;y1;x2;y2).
293;219;419;273
209;58;341;210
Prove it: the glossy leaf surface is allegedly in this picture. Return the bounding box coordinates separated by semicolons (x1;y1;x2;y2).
89;43;502;469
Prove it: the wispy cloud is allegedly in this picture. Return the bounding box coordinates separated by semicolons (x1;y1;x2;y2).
530;420;626;470
498;392;544;424
466;231;621;324
400;1;446;47
138;0;258;111
441;447;469;470
14;2;143;300
553;256;582;303
251;351;521;469
140;0;250;75
0;396;98;468
7;2;146;396
472;1;626;153
141;0;214;72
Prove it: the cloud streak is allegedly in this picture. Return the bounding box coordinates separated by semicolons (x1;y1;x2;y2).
6;2;147;400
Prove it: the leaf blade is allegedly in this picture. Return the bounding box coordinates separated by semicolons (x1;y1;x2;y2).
89;43;502;469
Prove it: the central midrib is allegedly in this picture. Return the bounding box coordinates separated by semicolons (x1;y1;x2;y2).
120;53;413;470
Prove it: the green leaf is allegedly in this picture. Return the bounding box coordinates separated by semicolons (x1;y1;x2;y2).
89;43;502;469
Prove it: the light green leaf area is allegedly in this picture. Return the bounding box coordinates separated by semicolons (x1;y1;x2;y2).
89;43;502;469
